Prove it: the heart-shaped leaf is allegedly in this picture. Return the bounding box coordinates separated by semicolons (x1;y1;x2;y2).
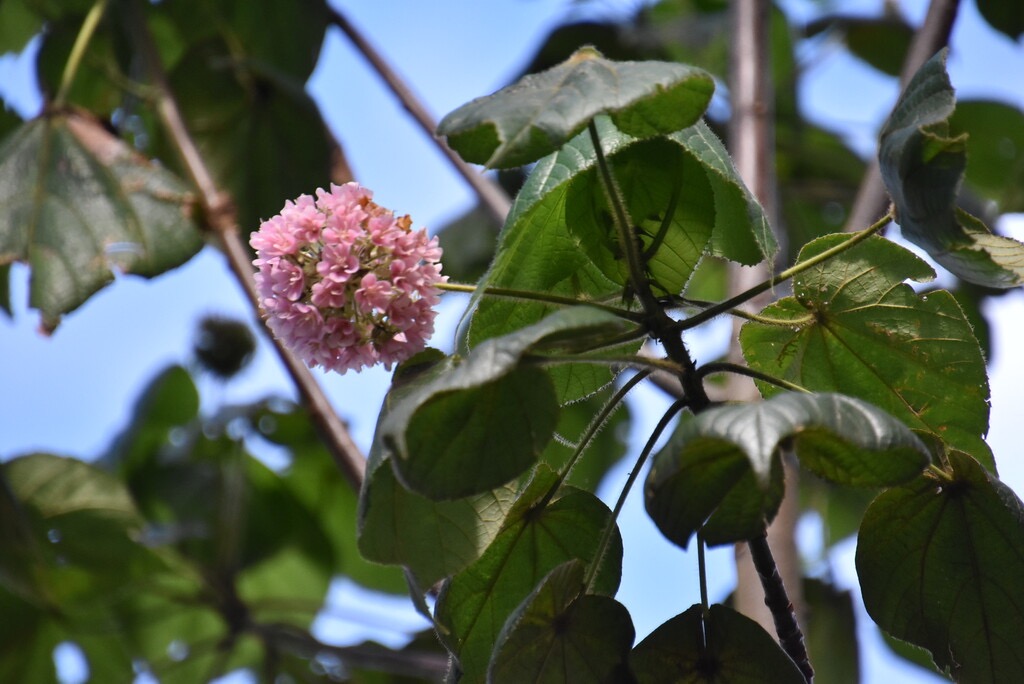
488;560;634;683
435;469;622;683
358;352;520;586
645;392;928;548
383;307;630;500
857;450;1024;682
630;603;805;683
741;234;993;469
0;110;202;330
438;46;714;168
879;49;1024;288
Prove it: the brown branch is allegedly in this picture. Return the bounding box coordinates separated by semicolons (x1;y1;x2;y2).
125;0;366;489
329;7;511;226
843;0;962;233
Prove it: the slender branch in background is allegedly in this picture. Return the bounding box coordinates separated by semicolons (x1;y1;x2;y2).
125;0;366;490
54;0;110;108
842;0;962;233
727;1;809;678
329;7;512;226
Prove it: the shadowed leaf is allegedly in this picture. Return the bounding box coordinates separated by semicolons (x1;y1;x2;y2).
857;451;1024;682
645;392;927;547
879;49;1024;287
631;603;805;683
488;560;634;683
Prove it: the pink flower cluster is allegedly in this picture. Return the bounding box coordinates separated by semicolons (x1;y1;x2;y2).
251;182;445;374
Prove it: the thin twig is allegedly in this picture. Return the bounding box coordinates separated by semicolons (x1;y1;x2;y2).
329;7;511;226
842;0;962;233
125;0;366;489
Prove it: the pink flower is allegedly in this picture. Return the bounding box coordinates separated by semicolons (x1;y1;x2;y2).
250;182;446;374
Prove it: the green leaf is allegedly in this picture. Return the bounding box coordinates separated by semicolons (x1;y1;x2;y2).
438;47;714;168
630;603;805;683
465;118;771;402
949;100;1024;213
0;588;61;684
435;471;622;683
879;49;1024;288
2;453;163;609
153;39;339;232
566;137;715;296
856;451;1024;682
358;354;519;586
0;0;43;55
803;578;860;684
740;234;994;470
384;307;630;500
645;392;927;547
976;0;1024;40
0;111;203;329
811;14;913;77
488;560;634;683
255;403;406;595
670;122;776;265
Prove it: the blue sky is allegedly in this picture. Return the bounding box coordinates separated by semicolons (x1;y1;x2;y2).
1;1;1023;682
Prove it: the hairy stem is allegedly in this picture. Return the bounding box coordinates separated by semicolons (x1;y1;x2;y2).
126;0;366;489
748;532;815;682
437;282;645;322
679;212;892;332
696;362;810;394
583;397;689;593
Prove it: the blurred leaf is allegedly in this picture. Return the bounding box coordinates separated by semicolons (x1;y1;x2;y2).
645;392;927;548
435;470;622;683
435;204;502;283
640;1;730;76
157;0;328;80
741;234;993;469
803;578;859;684
488;560;634;683
857;451;1024;682
0;110;203;330
0;0;42;55
0;588;60;683
801;475;876;548
2;453;165;611
384;307;630;500
776;123;864;256
153;39;340;232
949;100;1024;213
807;14;912;77
439;46;714;168
106;365;200;474
879;49;1024;287
255;402;407;595
35;16;127;114
976;0;1024;40
630;603;805;683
